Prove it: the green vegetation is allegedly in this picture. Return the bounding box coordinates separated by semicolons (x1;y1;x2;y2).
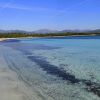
0;32;100;38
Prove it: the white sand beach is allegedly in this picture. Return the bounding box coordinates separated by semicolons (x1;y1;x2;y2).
0;37;100;100
0;38;17;41
0;52;28;100
0;38;6;41
0;38;25;100
0;44;34;100
0;45;51;100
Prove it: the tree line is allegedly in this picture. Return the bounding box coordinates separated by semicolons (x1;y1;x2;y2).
0;32;100;38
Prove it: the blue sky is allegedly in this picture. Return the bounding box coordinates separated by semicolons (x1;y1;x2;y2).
0;0;100;31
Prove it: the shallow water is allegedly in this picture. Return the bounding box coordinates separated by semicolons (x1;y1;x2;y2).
0;36;100;100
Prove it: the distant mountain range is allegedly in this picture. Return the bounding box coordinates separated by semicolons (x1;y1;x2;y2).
0;29;100;34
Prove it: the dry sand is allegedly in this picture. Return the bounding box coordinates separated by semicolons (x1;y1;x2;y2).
0;38;18;41
0;38;6;41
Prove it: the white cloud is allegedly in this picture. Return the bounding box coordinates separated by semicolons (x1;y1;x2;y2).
0;0;91;13
0;2;61;14
0;3;33;11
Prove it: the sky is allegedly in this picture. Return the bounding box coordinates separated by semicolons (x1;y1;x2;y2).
0;0;100;31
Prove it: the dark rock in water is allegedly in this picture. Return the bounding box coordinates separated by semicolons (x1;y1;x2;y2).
28;55;80;84
84;80;100;97
28;55;100;98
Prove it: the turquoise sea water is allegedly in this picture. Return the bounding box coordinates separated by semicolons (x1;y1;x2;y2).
0;36;100;100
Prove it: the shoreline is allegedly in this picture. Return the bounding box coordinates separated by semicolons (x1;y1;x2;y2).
0;35;100;100
0;45;32;100
0;45;43;100
0;34;98;41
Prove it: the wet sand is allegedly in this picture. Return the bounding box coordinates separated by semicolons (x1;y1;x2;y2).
0;45;31;100
0;55;25;100
0;45;54;100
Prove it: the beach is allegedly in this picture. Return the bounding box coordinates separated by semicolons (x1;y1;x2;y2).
0;37;100;100
0;44;41;100
0;44;54;100
0;45;30;100
0;38;6;41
